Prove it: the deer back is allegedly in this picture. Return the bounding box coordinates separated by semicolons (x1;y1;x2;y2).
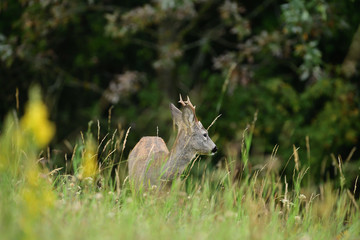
128;136;169;187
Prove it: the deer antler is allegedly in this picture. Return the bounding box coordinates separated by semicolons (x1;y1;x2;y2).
185;96;196;110
178;95;196;109
179;94;186;106
178;94;198;122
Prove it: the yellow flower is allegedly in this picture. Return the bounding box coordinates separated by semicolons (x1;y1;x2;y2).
20;97;55;148
20;166;56;240
21;187;41;217
25;167;41;187
21;166;56;217
80;139;98;179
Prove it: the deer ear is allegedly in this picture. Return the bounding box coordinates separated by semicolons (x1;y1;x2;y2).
170;103;182;126
182;106;195;128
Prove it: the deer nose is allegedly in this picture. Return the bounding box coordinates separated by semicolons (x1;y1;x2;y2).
211;146;217;153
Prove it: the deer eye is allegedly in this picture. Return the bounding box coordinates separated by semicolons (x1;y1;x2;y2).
203;133;207;138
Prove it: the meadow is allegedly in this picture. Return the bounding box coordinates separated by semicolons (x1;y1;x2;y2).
0;88;359;240
1;1;360;239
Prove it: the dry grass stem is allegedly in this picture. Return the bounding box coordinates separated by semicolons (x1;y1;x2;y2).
207;114;222;131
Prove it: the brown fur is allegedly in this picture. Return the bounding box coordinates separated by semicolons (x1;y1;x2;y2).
128;137;169;188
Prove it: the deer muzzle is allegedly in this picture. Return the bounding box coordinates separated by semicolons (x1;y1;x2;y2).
211;146;217;154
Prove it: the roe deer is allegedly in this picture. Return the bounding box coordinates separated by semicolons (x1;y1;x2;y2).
128;95;217;189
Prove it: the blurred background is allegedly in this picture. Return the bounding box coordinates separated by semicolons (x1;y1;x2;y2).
1;0;359;187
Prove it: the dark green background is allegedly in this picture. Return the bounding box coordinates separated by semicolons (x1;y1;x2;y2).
1;0;360;187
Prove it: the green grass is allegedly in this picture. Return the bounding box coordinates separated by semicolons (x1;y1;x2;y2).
1;95;360;240
2;159;359;240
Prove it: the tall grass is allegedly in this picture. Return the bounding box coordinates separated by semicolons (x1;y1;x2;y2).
0;88;359;240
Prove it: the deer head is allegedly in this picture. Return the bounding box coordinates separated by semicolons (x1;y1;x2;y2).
170;95;217;155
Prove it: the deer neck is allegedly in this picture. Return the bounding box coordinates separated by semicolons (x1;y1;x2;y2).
163;128;196;179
